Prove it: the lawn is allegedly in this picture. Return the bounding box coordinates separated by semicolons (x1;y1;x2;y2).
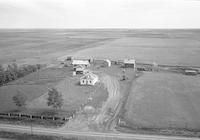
123;72;200;130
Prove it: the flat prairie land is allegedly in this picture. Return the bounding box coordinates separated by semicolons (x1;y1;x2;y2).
73;37;200;66
1;29;200;130
1;29;200;66
0;29;113;65
124;72;200;130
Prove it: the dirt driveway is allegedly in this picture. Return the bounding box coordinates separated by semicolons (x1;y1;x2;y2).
94;74;121;128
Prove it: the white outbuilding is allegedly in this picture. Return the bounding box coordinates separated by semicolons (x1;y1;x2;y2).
123;59;136;69
80;73;99;85
72;59;90;67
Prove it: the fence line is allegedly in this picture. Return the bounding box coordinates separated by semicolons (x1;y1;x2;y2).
0;112;73;122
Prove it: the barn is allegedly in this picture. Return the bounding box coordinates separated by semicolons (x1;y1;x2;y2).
72;60;90;67
123;59;136;68
80;73;99;85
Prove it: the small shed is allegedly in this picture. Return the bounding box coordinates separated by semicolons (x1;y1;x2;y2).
66;56;73;61
184;70;198;75
80;73;99;85
123;59;136;68
72;60;90;67
73;65;86;74
152;62;159;71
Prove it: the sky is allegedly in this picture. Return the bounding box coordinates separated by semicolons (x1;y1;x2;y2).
0;0;200;28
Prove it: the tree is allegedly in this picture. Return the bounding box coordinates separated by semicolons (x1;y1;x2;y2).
47;88;63;110
36;64;41;70
6;63;18;80
12;91;27;109
0;65;4;86
0;64;4;73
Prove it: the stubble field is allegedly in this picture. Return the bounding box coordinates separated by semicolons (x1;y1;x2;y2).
123;72;200;130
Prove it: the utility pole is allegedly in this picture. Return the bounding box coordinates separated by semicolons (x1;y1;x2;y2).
30;117;33;135
31;122;33;135
122;69;126;80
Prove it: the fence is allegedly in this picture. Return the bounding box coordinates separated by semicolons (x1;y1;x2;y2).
0;112;73;122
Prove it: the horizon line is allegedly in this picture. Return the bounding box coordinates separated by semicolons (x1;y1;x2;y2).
0;28;200;30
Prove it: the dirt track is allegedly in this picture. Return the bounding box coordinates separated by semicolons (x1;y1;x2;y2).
95;74;121;126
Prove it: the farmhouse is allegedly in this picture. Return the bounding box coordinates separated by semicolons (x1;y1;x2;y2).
80;73;99;85
72;59;90;67
123;59;136;68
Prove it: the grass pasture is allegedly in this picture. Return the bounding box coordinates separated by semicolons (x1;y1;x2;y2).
123;72;200;130
28;74;108;112
0;67;71;112
0;65;108;117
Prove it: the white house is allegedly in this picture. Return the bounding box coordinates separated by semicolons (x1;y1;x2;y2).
123;59;136;68
80;73;99;85
72;60;90;67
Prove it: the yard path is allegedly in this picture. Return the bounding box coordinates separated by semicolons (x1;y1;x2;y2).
94;74;121;128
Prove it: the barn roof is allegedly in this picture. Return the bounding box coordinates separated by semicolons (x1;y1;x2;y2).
124;59;136;64
72;60;90;65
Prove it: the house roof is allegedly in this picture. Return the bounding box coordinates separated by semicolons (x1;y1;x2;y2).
74;65;85;69
72;60;90;65
124;59;136;64
185;70;198;73
81;73;98;80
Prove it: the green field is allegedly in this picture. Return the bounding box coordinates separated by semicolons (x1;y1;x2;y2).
124;72;200;130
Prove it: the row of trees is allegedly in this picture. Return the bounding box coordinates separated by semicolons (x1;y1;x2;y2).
0;63;42;86
13;88;64;110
